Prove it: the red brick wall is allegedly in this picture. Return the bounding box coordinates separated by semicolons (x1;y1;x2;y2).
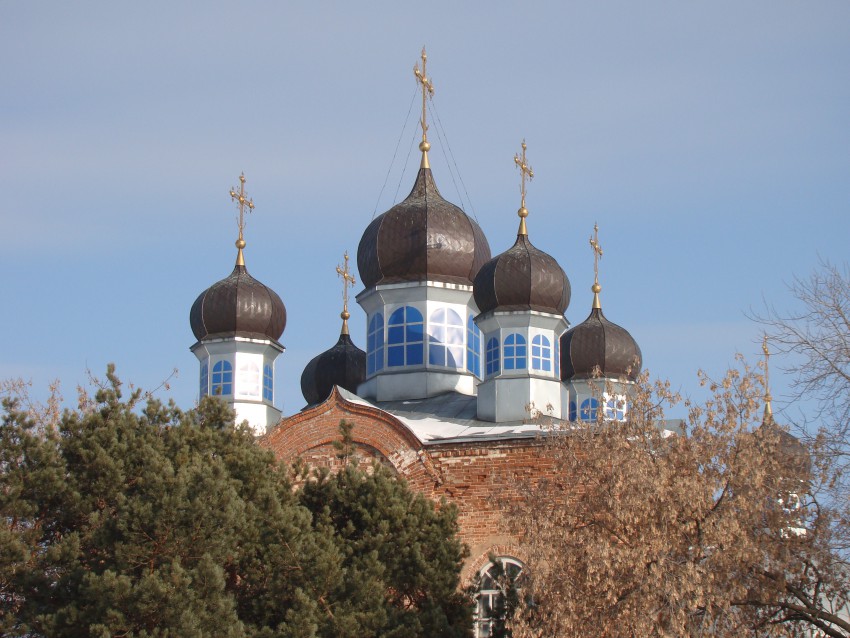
260;388;562;582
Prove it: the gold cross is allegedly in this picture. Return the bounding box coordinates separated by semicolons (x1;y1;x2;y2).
762;334;772;405
514;140;534;235
589;223;603;285
336;251;356;334
589;223;603;308
229;173;255;242
413;47;434;149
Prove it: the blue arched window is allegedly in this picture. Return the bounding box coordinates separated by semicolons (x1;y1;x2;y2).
485;337;500;376
429;307;464;368
200;361;208;398
263;364;274;402
531;335;551;372
387;306;424;367
367;313;384;374
604;395;626;421
467;315;481;377
211;360;233;396
504;334;527;370
569;400;577;421
580;397;599;421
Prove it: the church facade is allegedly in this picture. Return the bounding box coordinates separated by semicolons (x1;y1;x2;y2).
189;51;644;635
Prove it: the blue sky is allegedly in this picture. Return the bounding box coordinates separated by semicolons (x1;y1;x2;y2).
3;1;849;422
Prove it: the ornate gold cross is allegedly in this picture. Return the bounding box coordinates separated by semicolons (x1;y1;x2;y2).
336;251;356;334
413;47;434;149
514;140;534;235
229;173;255;242
762;334;772;412
589;223;603;308
589;223;603;285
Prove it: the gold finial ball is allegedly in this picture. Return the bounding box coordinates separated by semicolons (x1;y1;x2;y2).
592;283;601;294
235;238;246;249
419;140;431;152
341;310;351;321
518;206;528;219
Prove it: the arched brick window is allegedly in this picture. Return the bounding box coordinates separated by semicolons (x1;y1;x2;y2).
474;557;525;638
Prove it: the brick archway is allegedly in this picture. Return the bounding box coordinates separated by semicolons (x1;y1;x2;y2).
260;387;442;493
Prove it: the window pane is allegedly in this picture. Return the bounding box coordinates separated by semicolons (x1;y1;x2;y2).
407;345;423;365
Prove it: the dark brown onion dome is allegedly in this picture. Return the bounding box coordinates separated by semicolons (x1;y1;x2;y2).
300;333;366;405
357;167;491;287
757;419;812;479
190;264;286;343
473;234;570;315
560;306;642;381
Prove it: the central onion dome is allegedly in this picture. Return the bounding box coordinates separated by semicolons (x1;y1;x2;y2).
560;303;642;382
357;166;491;287
473;233;571;315
190;262;286;343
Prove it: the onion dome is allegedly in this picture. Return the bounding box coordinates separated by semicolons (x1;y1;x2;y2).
757;421;811;479
300;331;367;406
357;166;491;287
561;224;641;382
190;263;286;343
191;173;286;344
560;305;642;381
474;140;570;316
473;234;570;315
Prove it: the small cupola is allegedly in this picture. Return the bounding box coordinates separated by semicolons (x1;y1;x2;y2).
300;253;367;406
190;174;286;345
474;140;569;422
189;174;285;435
560;225;641;383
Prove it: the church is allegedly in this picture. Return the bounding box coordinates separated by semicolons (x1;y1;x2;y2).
188;50;644;636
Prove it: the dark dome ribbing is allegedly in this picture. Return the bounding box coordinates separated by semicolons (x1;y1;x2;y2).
190;264;286;343
560;306;641;381
473;234;570;315
357;167;491;287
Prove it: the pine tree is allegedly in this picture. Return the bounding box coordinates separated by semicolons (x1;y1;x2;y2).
297;421;472;638
1;369;471;637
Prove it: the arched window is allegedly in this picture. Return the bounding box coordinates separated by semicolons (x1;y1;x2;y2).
569;400;577;421
387;306;424;367
604;393;626;421
429;307;464;368
211;360;233;396
503;333;527;370
580;397;599;421
475;557;525;638
239;361;260;398
531;335;551;372
200;361;208;398
263;364;273;402
485;337;500;376
467;315;481;377
367;313;384;374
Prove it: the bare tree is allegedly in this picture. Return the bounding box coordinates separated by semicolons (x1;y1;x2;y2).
757;260;850;557
505;363;849;638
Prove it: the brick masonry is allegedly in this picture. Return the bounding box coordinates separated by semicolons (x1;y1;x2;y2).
260;387;563;583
